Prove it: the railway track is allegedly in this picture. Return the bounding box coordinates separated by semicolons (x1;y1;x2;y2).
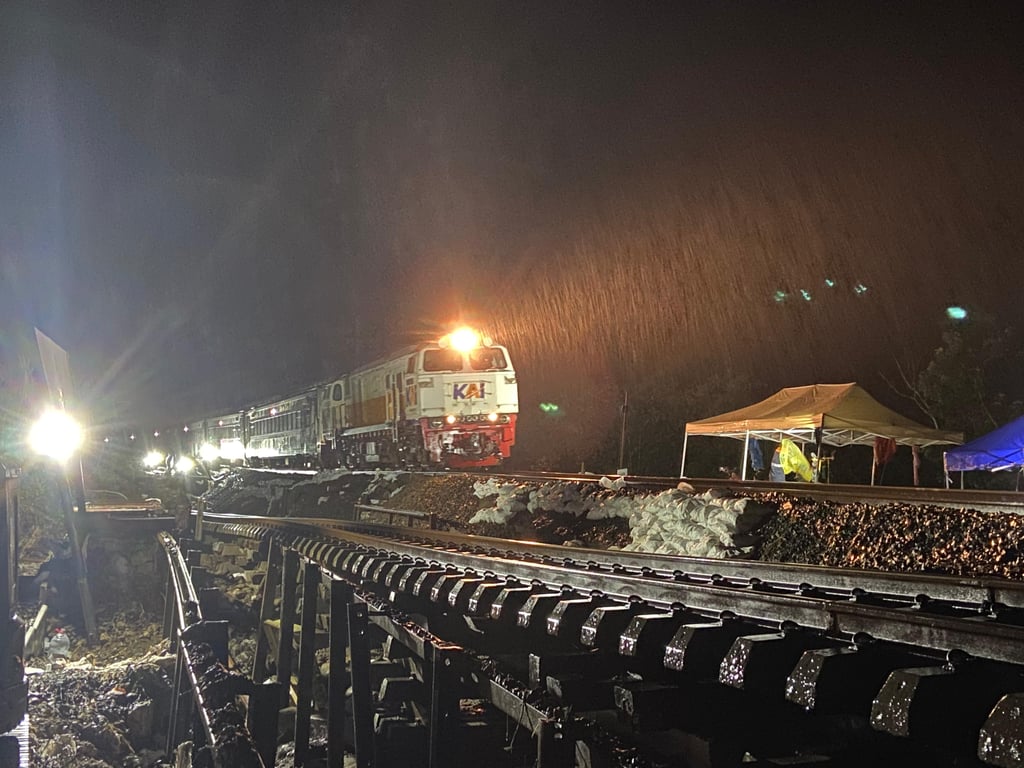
200;511;1024;767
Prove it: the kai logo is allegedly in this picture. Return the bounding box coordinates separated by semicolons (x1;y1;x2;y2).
453;382;487;400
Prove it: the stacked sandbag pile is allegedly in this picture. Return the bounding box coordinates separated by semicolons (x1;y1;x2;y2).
622;489;774;557
469;478;637;524
468;477;528;524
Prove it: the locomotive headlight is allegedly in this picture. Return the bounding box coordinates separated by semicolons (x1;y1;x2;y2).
143;450;165;468
28;409;84;463
198;443;220;463
448;327;481;353
445;414;457;425
487;412;499;422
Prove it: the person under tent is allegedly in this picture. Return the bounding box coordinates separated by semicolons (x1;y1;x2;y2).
769;444;786;482
771;439;814;482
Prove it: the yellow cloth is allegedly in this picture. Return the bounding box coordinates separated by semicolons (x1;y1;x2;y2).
779;439;813;481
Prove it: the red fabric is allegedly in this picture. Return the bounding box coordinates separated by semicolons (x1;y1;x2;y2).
873;437;897;465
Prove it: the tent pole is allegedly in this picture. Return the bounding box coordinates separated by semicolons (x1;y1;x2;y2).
943;452;949;489
870;458;876;486
741;431;750;481
679;431;689;479
960;471;964;490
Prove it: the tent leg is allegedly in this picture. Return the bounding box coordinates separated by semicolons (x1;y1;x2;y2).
740;432;750;481
679;432;689;479
870;459;876;486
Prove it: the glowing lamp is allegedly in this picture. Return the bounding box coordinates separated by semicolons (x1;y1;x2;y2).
448;327;481;353
143;450;165;468
174;456;196;475
198;443;220;463
487;412;499;422
445;414;457;425
220;441;246;461
28;409;84;463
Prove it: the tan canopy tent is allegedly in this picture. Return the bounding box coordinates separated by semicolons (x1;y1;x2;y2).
680;383;963;483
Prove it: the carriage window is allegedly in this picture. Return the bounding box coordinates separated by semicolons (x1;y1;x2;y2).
407;356;416;374
469;347;506;370
423;348;463;372
332;383;343;401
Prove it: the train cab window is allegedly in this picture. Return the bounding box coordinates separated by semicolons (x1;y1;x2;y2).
332;383;344;401
469;347;507;370
407;356;416;374
423;348;463;372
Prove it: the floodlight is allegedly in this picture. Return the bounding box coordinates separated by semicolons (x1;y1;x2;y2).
28;409;84;463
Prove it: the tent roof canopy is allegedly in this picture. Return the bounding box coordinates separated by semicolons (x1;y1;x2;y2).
944;415;1024;472
686;383;963;448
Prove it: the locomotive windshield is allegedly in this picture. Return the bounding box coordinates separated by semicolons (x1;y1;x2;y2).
423;346;508;372
468;347;507;370
423;348;464;372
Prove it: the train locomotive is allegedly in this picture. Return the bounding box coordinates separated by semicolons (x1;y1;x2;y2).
187;327;518;470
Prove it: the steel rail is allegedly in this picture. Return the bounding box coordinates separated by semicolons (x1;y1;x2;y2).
157;533;265;767
202;516;1024;666
202;512;1024;609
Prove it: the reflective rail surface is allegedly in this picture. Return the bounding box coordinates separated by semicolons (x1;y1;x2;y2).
157;532;270;767
200;514;1024;768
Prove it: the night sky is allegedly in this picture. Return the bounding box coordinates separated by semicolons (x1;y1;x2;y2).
2;2;1022;470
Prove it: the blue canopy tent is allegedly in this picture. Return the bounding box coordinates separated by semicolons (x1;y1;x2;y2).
943;415;1024;488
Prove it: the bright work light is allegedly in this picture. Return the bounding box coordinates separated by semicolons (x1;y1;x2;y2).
28;409;84;463
174;456;196;475
143;450;165;468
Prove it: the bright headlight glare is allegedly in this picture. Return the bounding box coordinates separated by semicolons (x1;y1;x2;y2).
174;456;196;475
487;412;498;422
28;410;84;463
143;450;165;468
220;442;246;461
198;443;219;462
445;414;457;425
448;327;481;353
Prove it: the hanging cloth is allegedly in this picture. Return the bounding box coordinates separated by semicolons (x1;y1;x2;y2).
873;437;897;465
747;436;765;472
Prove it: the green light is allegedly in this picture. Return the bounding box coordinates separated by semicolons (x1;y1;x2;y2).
946;306;968;320
853;283;868;295
539;403;560;413
824;278;835;287
773;290;788;303
800;289;812;301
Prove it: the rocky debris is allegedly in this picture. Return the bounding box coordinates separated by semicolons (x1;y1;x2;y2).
201;468;374;518
367;472;486;523
29;652;173;767
756;493;1024;578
